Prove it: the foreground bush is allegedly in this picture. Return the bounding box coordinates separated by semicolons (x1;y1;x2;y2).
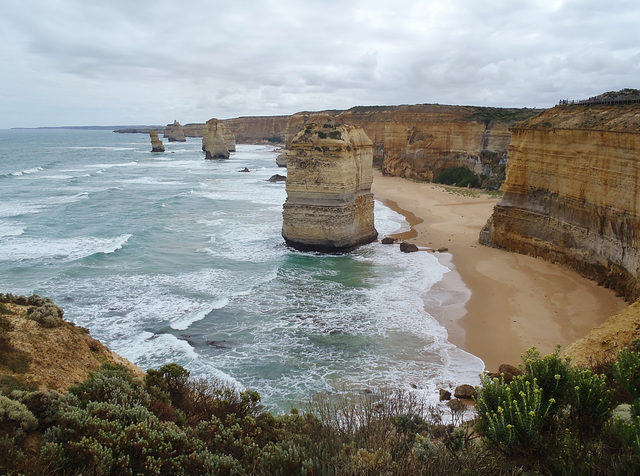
2;345;640;474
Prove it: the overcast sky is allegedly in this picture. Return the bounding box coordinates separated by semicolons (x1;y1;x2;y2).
1;0;639;128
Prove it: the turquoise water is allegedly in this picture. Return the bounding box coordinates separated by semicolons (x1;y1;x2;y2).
0;129;483;411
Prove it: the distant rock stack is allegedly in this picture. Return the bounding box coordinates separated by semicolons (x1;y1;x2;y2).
282;118;378;252
202;119;230;159
221;122;236;152
149;131;165;152
164;120;186;142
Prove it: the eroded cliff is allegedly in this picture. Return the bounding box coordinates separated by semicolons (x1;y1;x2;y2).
480;103;640;300
283;105;538;189
282;118;377;252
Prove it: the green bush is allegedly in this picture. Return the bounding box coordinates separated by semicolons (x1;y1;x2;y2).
434;167;480;188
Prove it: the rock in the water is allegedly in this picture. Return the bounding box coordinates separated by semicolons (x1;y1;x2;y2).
454;384;477;399
239;167;250;173
276;153;288;167
202;119;230;160
268;174;287;183
439;388;452;401
381;237;396;244
164;120;186;142
282;118;378;252
149;131;165;152
400;242;419;253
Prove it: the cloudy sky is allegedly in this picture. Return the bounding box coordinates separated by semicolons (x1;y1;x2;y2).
1;0;638;128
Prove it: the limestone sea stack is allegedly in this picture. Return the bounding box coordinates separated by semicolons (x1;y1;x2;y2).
282;118;378;252
164;120;187;142
221;124;236;152
202;118;230;159
149;130;165;152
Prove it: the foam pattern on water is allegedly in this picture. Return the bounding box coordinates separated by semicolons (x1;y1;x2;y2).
0;131;483;412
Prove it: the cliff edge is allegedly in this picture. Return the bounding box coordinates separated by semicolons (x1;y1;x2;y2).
0;294;143;392
480;102;640;300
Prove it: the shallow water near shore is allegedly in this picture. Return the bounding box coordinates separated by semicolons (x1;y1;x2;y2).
0;129;483;412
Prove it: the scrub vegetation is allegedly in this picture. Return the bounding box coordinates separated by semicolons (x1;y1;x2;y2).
1;343;640;474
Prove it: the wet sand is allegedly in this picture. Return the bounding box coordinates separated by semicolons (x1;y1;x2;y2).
372;171;627;371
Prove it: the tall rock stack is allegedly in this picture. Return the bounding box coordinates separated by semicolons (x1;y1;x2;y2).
149;131;165;152
202;119;230;160
164;120;187;142
221;124;236;152
282;118;378;252
480;102;640;300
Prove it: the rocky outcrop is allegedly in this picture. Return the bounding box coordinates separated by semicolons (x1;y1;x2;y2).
283;105;539;189
149;130;165;152
164;120;187;142
0;294;143;392
282;118;378;252
563;299;640;367
480;103;640;300
202;119;230;160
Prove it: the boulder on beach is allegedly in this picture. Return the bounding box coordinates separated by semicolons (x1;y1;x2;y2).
381;237;396;244
454;384;477;399
400;242;419;253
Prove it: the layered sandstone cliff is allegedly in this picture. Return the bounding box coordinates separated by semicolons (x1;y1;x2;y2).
149;130;164;152
202;119;231;159
283;105;538;189
480;103;640;300
164;120;187;142
282;118;377;252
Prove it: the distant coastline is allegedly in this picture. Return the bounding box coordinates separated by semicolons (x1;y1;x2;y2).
10;125;163;131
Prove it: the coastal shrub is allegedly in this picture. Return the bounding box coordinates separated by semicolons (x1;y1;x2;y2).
434;166;480;188
476;346;621;473
613;347;640;400
26;302;65;328
69;363;150;408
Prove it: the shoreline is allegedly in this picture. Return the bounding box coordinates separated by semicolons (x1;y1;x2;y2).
372;171;627;371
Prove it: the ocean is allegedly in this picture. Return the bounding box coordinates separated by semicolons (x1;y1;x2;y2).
0;128;483;412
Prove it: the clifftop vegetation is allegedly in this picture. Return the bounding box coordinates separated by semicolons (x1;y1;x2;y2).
2;295;640;474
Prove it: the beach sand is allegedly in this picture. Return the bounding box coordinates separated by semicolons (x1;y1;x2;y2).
372;171;628;371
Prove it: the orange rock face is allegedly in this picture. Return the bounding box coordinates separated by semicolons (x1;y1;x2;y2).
282;118;377;252
284;105;537;189
481;104;640;300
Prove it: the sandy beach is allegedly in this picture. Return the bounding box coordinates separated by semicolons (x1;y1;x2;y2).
372;171;628;371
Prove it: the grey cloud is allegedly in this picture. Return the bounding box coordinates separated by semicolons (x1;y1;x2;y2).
1;0;639;127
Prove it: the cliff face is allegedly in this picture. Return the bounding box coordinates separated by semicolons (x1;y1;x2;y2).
223;116;289;144
164;120;187;142
283;105;538;189
480;103;640;300
282;118;377;252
